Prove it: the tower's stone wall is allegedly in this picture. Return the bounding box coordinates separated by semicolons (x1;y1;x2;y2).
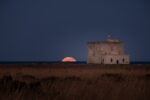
87;39;130;64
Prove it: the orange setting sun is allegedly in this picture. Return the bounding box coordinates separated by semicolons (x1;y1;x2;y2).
62;57;77;62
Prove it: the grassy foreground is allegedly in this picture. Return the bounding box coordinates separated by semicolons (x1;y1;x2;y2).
0;63;150;100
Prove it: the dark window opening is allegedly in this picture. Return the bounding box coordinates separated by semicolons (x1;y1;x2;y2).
116;60;119;64
110;58;113;62
123;58;125;62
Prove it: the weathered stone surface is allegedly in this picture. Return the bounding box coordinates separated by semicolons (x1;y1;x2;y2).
87;37;130;64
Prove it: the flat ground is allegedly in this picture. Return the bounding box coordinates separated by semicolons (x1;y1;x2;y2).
0;63;149;100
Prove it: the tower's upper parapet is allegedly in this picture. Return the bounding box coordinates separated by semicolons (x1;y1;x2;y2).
106;35;120;42
106;37;120;42
87;36;121;44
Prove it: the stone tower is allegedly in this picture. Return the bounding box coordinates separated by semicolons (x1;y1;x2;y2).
87;36;130;64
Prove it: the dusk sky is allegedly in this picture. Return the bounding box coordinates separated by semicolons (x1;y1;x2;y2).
0;0;150;61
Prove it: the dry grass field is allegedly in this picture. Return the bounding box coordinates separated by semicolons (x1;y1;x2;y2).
0;63;150;100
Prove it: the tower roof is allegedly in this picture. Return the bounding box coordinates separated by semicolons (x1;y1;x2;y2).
106;35;120;42
87;35;122;44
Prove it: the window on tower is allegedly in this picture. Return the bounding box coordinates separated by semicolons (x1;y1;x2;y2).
110;58;113;62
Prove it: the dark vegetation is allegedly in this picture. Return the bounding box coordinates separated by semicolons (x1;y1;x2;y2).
0;64;149;100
